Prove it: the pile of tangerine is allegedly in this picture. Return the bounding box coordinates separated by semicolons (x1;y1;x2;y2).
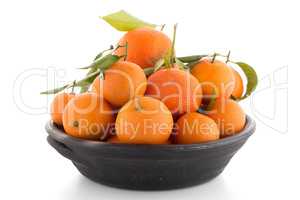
47;13;255;145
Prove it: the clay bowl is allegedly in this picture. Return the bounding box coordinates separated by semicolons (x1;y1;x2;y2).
46;115;255;190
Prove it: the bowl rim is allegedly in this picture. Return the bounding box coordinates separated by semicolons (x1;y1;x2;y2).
46;115;255;152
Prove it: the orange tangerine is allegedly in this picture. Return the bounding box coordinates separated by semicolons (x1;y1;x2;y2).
50;92;75;125
91;61;147;107
114;27;172;68
115;96;173;144
62;93;114;140
231;68;244;99
146;68;202;115
191;59;235;99
207;99;246;137
175;112;220;144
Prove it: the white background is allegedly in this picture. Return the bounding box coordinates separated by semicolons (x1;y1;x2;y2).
0;0;299;199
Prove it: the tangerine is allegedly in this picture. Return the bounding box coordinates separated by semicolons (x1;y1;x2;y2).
50;92;75;125
115;96;173;144
146;68;202;115
62;93;114;140
231;68;244;99
91;61;147;107
191;59;235;99
175;112;220;144
114;27;172;68
207;99;246;137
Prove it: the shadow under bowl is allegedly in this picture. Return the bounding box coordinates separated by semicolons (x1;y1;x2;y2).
46;116;255;190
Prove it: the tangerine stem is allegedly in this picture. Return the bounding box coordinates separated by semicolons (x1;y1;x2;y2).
170;23;178;66
99;70;105;80
211;53;217;63
124;41;128;61
226;50;231;63
71;80;76;93
113;43;127;52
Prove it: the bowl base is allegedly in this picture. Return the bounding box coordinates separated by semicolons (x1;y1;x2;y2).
73;161;225;191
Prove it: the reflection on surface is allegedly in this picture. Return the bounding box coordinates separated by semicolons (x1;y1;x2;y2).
62;174;234;200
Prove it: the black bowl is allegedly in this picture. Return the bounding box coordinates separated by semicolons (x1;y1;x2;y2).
46;116;255;190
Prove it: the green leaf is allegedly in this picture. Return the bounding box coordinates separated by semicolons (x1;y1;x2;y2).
94;52;104;62
78;55;120;93
234;62;258;100
79;54;120;70
76;70;102;87
79;69;99;93
79;64;100;93
40;85;69;95
40;53;120;95
76;70;101;93
93;45;114;61
79;85;90;93
101;10;157;31
143;67;154;76
177;55;207;63
175;58;187;70
153;58;165;72
96;54;120;70
41;68;107;95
